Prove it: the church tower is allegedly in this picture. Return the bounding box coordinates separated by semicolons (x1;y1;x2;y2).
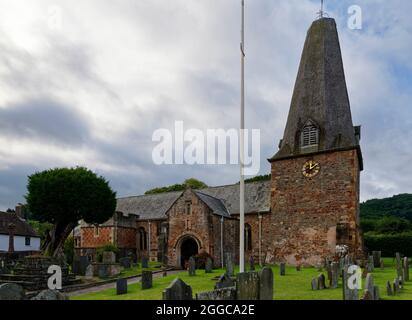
268;18;364;265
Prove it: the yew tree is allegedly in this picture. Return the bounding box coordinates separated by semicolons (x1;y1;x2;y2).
26;167;116;256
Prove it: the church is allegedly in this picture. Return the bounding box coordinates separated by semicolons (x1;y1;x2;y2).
75;17;364;267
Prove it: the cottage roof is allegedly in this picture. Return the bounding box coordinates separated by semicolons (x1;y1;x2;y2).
0;211;39;237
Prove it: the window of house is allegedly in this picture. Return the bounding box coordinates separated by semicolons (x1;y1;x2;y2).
25;237;31;246
301;121;319;148
245;224;252;251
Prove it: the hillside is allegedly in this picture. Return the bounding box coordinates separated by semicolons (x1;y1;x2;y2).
360;194;412;221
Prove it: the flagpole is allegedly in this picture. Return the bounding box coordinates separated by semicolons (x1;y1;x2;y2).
239;0;245;273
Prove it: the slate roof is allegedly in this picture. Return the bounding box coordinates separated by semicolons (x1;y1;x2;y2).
0;211;39;237
271;18;362;167
116;180;271;220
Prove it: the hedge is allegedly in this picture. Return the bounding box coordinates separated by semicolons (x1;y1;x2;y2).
364;233;412;257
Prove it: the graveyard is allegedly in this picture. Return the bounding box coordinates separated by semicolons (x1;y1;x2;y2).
71;257;412;300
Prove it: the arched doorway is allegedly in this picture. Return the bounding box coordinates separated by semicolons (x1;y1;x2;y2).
180;237;199;269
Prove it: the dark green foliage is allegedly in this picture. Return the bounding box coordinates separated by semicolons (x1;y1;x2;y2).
145;178;207;195
26;167;116;255
244;174;271;183
361;194;412;221
364;233;412;257
96;243;119;262
64;235;75;266
28;220;53;245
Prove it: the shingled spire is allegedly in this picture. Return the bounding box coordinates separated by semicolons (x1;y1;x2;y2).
270;18;362;168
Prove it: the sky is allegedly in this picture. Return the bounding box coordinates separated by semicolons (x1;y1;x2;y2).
0;0;411;210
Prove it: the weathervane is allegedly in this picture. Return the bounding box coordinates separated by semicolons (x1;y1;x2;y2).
317;0;329;19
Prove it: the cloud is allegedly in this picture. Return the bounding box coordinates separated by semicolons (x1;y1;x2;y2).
0;0;411;210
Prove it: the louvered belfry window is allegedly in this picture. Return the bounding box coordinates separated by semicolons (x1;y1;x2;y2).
301;122;319;148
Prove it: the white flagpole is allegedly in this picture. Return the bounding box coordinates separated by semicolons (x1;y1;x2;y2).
239;0;245;273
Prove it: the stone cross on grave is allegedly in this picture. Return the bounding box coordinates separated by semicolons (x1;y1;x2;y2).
8;223;16;253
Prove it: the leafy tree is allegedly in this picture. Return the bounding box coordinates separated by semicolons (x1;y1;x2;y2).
145;178;207;195
26;167;116;256
360;194;412;221
244;174;271;183
64;235;75;266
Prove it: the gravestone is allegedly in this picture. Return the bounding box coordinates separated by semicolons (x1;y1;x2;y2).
196;287;236;300
372;251;381;268
403;257;410;282
259;267;273;300
74;256;89;276
380;259;385;270
361;290;373;300
342;266;359;300
386;281;393;296
163;278;193;300
373;286;380;301
279;263;286;276
142;271;153;289
205;258;213;273
119;257;131;269
188;257;196;276
85;264;94;279
249;256;255;271
0;283;25;300
31;289;68;300
396;252;403;278
98;264;109;278
393;278;400;295
296;265;301;272
102;251;116;264
225;253;234;277
330;262;339;289
116;279;128;295
236;272;260;300
311;278;318;290
318;273;326;290
163;269;168;277
141;256;149;269
365;273;375;300
368;256;374;272
366;262;373;273
215;274;235;289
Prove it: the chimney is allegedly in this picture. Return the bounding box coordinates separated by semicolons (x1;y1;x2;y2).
15;204;25;219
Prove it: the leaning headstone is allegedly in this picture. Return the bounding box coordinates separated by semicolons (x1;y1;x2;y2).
365;273;375;300
188;257;196;276
215;274;235;289
119;257;131;269
372;251;381;268
318;273;326;290
330;262;339;289
31;289;68;300
259;267;273;300
386;281;393;296
403;257;410;282
142;271;153;289
196;287;236;300
342;266;359;300
225;253;234;277
380;259;385;270
141;256;149;269
163;278;193;300
311;278;318;290
85;264;94;279
249;256;255;271
236;272;260;300
279;263;286;276
116;279;128;295
0;283;25;300
205;258;213;273
102;251;116;264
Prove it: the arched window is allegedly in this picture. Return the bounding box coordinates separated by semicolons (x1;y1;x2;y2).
245;224;252;251
139;227;147;251
300;121;319;148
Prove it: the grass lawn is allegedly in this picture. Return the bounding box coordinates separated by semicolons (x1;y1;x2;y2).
71;258;412;300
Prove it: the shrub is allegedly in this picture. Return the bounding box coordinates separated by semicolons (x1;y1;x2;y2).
95;243;119;262
364;232;412;257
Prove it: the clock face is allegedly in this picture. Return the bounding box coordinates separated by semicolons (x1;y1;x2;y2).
302;160;320;178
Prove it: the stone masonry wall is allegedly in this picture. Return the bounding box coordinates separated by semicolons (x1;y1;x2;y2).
268;149;363;266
